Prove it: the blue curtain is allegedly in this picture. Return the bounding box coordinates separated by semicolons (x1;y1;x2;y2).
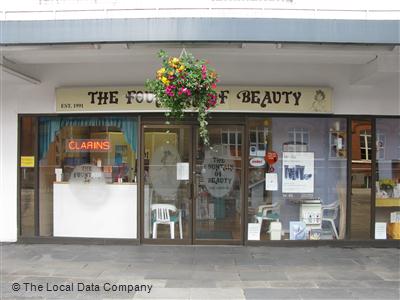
39;117;61;160
39;116;137;160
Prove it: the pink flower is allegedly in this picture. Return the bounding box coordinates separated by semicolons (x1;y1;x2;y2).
165;85;176;97
211;83;217;89
201;65;207;79
178;87;191;97
208;93;217;107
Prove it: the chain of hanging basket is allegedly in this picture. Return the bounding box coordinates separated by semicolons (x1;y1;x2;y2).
145;49;219;146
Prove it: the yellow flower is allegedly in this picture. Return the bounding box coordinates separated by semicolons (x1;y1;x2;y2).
161;77;169;85
157;67;166;74
172;57;179;64
169;71;174;76
179;65;185;71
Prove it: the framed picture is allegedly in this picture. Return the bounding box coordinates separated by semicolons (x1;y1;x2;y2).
290;221;307;240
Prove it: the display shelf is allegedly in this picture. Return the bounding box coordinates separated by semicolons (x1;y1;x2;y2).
376;198;400;207
329;130;346;159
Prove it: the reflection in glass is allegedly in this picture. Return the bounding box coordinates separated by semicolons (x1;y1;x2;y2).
143;128;191;240
247;118;347;241
195;126;242;241
350;119;372;239
20;117;36;236
375;118;400;240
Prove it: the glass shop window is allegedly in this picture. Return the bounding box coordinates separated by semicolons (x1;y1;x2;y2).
38;116;138;237
375;118;400;240
19;116;37;236
247;117;347;241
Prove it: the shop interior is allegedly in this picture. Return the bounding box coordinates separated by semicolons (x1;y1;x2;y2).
38;117;137;237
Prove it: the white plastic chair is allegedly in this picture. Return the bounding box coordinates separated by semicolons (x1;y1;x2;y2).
321;201;339;239
255;202;280;224
151;204;182;239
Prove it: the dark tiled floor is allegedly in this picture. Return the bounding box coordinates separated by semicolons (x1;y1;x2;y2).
0;244;399;299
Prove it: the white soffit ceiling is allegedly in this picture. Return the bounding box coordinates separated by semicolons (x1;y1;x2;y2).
0;43;395;65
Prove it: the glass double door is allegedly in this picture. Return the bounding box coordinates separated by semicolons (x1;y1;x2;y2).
142;124;243;244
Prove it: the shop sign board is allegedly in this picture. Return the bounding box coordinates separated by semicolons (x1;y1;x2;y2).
56;86;332;113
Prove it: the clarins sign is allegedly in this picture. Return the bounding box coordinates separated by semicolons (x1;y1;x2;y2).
56;86;332;113
66;139;111;152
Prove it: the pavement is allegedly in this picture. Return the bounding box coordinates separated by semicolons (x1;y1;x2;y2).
0;244;399;299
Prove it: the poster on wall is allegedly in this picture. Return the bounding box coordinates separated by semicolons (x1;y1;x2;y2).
247;223;262;241
265;173;278;191
282;152;314;194
176;162;189;180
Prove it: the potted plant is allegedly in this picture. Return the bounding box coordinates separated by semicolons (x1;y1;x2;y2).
379;178;396;197
146;50;219;146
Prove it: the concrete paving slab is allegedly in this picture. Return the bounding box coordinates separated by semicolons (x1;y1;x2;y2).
327;270;384;281
132;287;190;298
361;280;400;289
374;271;400;281
144;271;194;280
216;280;268;288
239;271;288;281
299;288;354;299
243;288;301;299
348;287;400;299
285;271;334;281
315;280;367;289
1;244;399;300
268;280;318;288
165;280;216;288
192;270;240;281
189;287;244;299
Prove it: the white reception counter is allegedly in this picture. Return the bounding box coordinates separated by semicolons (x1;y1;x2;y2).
53;182;137;239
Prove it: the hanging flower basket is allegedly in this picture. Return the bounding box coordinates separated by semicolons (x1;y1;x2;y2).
146;50;219;146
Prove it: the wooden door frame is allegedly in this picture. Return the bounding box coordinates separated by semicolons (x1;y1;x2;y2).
192;124;245;246
140;115;246;245
140;124;194;245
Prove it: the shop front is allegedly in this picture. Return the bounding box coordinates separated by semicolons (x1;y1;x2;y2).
18;86;400;245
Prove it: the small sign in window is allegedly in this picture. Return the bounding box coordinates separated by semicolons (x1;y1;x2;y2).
21;156;35;167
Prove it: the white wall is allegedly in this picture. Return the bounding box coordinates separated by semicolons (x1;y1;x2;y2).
0;59;399;242
0;82;55;242
2;0;400;20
